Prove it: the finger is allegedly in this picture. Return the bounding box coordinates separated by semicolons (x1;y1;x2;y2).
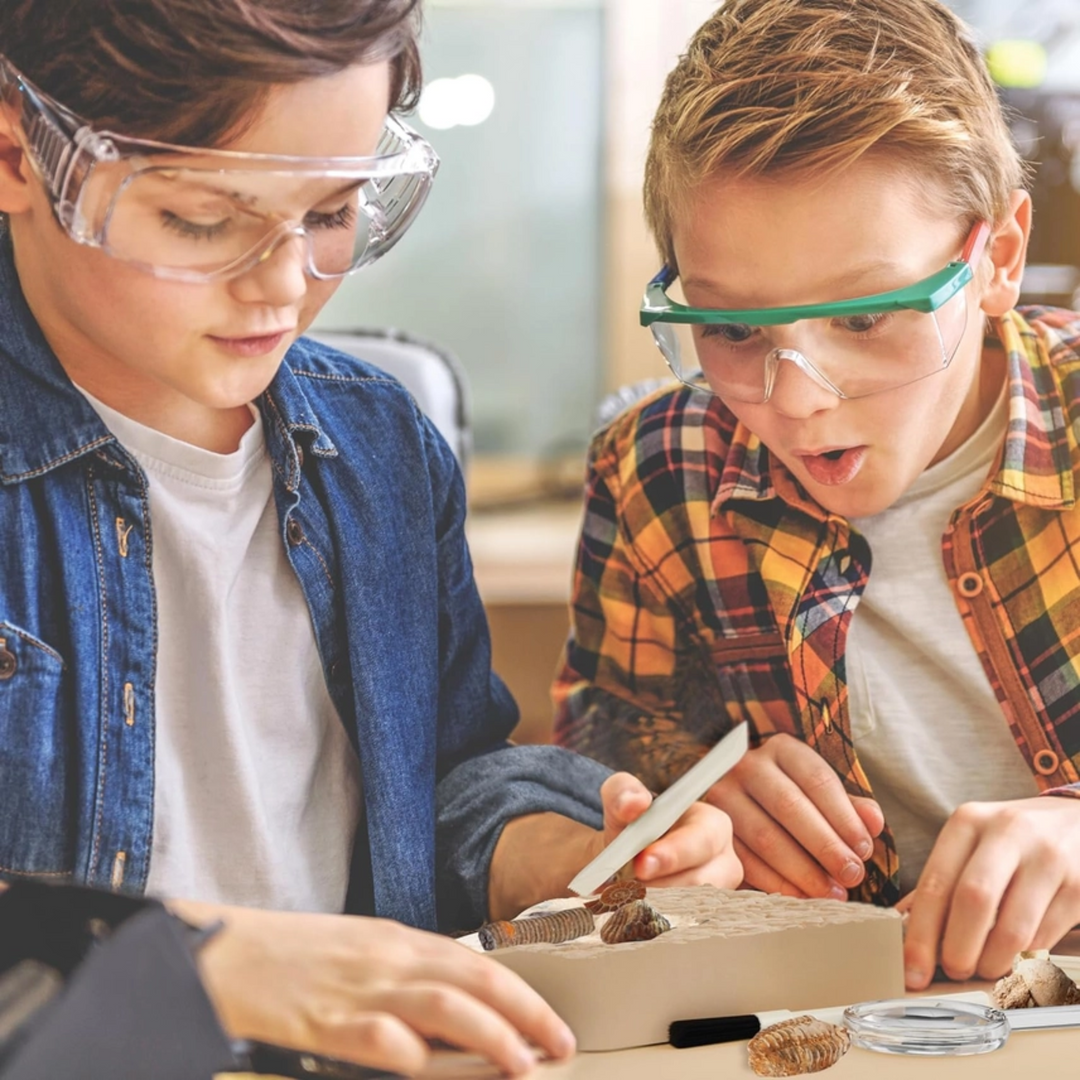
1030;883;1080;954
904;819;980;990
894;890;916;915
367;984;539;1077
937;835;1022;980
635;802;732;881
771;739;877;861
976;860;1063;979
718;785;845;899
599;772;652;838
852;796;885;839
635;851;743;891
318;1012;430;1077
735;839;810;898
738;765;867;891
419;954;575;1063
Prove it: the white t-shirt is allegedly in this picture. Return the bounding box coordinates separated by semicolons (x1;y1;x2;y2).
847;379;1039;895
78;389;362;912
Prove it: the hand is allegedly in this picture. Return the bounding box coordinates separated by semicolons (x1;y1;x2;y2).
902;796;1080;990
703;733;883;899
170;900;575;1078
596;771;743;889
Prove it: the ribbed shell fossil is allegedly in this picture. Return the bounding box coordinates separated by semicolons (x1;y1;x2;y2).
585;879;647;914
992;951;1080;1009
478;906;594;951
599;898;671;944
747;1015;850;1077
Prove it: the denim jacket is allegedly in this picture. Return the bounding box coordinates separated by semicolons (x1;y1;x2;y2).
0;242;607;933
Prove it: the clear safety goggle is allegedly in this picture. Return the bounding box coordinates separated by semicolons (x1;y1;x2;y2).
640;222;991;404
0;54;439;282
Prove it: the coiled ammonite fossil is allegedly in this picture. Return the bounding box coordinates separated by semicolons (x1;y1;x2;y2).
599;898;671;944
478;906;595;950
746;1015;850;1077
584;879;647;914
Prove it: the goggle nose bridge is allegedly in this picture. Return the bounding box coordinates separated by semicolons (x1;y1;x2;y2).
763;347;848;402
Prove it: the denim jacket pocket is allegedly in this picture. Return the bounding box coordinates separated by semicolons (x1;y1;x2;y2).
0;621;74;879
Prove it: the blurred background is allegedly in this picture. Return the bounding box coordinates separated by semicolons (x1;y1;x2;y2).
312;0;1080;743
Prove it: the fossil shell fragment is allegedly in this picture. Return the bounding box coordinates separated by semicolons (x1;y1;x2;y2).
478;906;594;951
585;879;647;914
599;898;671;944
747;1015;850;1077
991;950;1080;1009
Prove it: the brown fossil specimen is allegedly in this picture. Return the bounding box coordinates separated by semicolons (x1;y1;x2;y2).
599;898;672;944
585;879;647;914
477;906;595;951
991;950;1080;1009
747;1015;850;1077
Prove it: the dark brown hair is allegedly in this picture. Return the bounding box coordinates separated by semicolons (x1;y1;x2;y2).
0;0;423;145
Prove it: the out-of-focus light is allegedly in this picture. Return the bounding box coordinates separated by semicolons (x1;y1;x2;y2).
986;40;1047;89
419;74;496;131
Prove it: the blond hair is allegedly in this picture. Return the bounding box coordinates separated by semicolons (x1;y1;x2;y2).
644;0;1026;268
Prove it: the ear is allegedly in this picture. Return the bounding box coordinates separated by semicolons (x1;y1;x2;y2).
0;106;33;215
978;189;1032;317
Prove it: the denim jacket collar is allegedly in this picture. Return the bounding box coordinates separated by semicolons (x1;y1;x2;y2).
0;237;336;484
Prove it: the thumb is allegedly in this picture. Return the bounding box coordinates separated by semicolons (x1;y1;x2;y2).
599;772;653;843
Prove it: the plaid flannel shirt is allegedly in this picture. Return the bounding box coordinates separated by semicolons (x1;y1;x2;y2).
554;307;1080;906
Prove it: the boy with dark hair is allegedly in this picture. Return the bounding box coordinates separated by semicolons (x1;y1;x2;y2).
0;0;740;1072
555;0;1080;993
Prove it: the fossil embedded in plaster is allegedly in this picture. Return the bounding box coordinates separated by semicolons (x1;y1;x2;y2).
478;906;595;951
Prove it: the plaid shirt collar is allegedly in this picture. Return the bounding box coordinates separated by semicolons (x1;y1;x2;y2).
712;309;1075;518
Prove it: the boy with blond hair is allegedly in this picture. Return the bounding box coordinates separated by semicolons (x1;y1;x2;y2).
0;0;741;1072
555;0;1080;991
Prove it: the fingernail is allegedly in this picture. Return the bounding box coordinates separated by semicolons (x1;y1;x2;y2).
512;1045;537;1074
840;860;863;885
639;855;659;878
856;839;873;859
828;883;848;901
554;1027;576;1058
905;967;927;988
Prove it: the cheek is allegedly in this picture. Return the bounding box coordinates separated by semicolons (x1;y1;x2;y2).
297;278;343;331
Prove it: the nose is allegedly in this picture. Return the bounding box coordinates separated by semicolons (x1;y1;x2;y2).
228;228;310;309
765;349;843;419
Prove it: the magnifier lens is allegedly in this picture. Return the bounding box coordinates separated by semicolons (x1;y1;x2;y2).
843;998;1009;1056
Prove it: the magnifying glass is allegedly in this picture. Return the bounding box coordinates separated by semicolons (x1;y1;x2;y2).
843;998;1010;1056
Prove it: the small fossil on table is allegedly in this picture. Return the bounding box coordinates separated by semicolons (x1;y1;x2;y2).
991;949;1080;1009
747;1015;850;1077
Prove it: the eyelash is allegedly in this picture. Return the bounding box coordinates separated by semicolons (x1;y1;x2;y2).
159;202;357;241
304;204;357;231
699;313;895;348
160;211;229;241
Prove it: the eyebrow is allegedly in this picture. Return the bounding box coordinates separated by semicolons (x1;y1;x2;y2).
682;258;918;307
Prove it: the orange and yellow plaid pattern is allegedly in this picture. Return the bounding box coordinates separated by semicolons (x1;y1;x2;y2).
554;307;1080;906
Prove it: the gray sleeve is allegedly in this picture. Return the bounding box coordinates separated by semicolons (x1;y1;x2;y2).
434;744;610;933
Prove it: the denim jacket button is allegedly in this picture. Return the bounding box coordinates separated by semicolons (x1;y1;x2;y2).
0;644;16;680
287;518;305;546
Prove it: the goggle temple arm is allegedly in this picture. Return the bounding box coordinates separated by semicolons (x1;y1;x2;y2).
962;221;992;268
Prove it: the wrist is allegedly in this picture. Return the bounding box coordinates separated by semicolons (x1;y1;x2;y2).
488;812;602;921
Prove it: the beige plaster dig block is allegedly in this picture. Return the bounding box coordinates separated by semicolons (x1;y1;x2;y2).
469;886;904;1051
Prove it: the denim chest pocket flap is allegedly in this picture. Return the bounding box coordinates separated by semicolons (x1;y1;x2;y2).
0;621;74;879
